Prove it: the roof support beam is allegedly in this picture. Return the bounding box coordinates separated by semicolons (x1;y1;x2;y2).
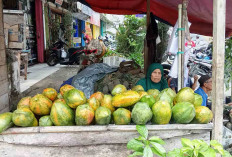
212;0;226;143
144;0;150;74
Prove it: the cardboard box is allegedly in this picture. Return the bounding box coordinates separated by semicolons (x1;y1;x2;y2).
8;42;23;49
9;32;19;42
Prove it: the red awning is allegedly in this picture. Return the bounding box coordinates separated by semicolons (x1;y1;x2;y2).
84;0;232;36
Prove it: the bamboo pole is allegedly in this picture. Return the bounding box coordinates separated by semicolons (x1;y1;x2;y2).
181;0;187;88
177;4;182;91
212;0;226;143
144;0;150;74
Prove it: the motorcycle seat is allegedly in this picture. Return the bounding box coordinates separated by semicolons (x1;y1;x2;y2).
68;47;84;54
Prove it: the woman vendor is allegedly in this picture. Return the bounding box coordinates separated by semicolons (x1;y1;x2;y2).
136;63;169;91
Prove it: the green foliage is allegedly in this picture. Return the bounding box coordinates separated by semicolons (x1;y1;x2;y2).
116;15;146;67
225;37;232;90
127;125;231;157
127;125;166;157
48;12;74;46
104;49;124;57
50;15;60;44
168;138;231;157
63;12;75;42
127;52;144;68
115;15;169;67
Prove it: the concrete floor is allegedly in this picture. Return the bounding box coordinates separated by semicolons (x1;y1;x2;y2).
20;64;79;97
20;64;63;92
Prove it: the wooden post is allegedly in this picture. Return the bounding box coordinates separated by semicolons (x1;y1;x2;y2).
23;12;27;50
144;0;150;74
212;0;226;143
0;0;10;113
181;0;187;88
146;0;150;30
231;80;232;102
177;4;182;91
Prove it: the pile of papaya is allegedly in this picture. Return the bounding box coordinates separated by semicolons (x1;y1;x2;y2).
0;84;213;133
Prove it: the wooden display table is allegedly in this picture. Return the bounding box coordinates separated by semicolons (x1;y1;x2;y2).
0;124;213;157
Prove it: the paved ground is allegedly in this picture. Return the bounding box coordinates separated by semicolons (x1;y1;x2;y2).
20;64;79;97
11;64;79;109
20;64;66;92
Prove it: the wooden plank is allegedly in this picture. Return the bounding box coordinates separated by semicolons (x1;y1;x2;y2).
3;9;24;14
0;64;8;81
0;0;9;113
212;0;226;144
0;35;5;47
0;143;130;157
0;0;3;35
108;124;213;131
8;42;24;49
0;49;6;66
0;79;8;96
46;2;68;15
0;131;210;157
0;93;9;111
2;124;213;135
0;128;210;147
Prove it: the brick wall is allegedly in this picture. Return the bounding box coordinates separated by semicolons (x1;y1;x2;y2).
0;0;10;113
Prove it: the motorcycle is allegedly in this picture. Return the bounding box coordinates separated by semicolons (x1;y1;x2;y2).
194;43;212;60
161;52;175;64
162;64;172;81
188;58;212;77
47;39;98;66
